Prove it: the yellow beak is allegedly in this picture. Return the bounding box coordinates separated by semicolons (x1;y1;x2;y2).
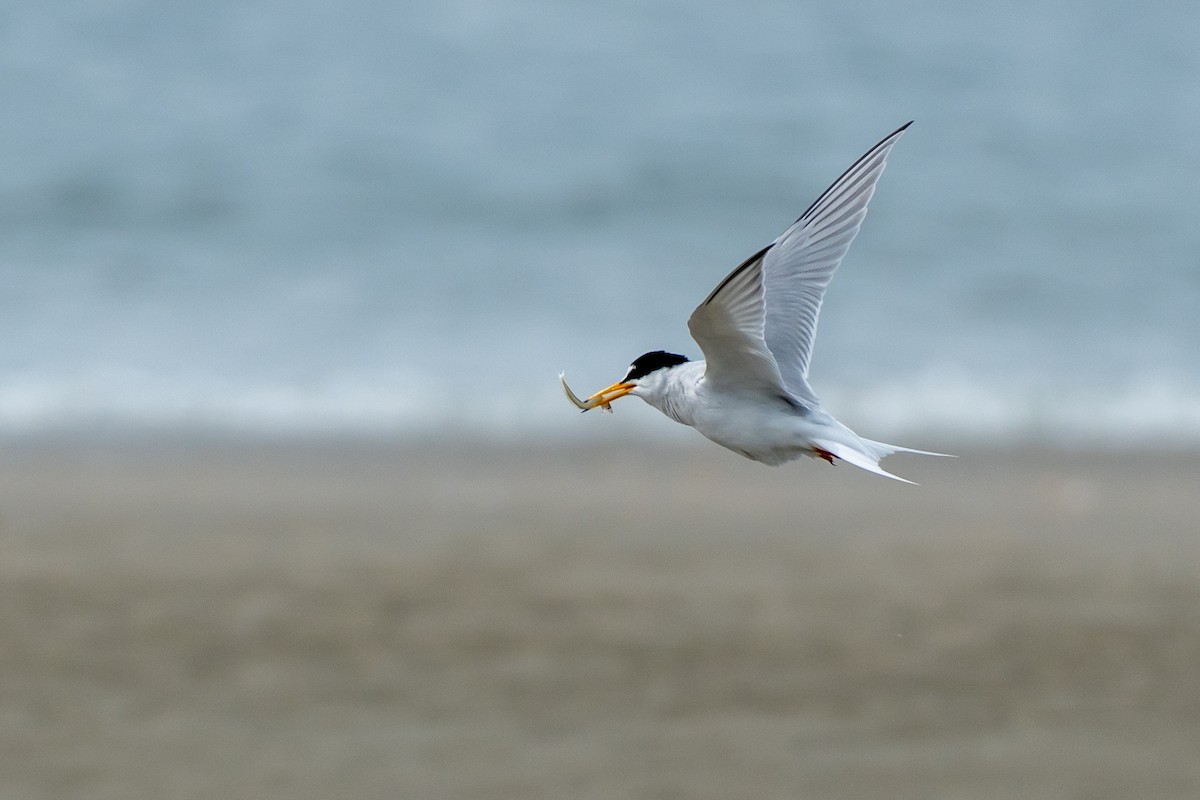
559;372;635;412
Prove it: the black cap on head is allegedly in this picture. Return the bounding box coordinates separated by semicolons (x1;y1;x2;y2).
623;351;689;382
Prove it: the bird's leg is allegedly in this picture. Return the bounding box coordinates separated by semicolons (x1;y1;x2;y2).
812;447;837;465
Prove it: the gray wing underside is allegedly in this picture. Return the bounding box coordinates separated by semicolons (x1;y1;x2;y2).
688;122;911;408
760;122;911;405
687;245;789;398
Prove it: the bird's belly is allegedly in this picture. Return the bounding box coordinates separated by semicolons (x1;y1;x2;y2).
691;401;814;466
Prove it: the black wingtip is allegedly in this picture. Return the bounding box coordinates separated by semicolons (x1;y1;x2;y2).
794;121;915;226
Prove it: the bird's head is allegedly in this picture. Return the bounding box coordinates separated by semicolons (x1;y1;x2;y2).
560;351;690;412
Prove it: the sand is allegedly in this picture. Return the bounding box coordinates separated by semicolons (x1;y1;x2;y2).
0;436;1198;799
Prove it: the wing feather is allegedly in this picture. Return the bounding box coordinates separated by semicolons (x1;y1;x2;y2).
761;122;911;404
687;246;789;397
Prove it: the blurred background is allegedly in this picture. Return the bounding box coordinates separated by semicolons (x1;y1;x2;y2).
2;1;1199;799
2;0;1198;444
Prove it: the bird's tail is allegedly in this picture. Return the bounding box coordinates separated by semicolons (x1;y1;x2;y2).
860;438;955;460
812;437;954;484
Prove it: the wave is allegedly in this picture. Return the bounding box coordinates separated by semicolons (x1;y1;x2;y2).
2;369;1199;448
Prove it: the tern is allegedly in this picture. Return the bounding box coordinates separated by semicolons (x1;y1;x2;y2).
560;122;950;482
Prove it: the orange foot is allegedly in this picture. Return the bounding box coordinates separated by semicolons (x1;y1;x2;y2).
813;447;837;465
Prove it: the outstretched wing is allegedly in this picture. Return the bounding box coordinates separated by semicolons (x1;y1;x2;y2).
686;246;791;399
761;122;911;405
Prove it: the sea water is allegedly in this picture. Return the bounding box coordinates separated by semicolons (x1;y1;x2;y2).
2;0;1198;445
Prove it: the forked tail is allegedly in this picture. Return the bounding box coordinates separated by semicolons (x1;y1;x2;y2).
812;437;954;484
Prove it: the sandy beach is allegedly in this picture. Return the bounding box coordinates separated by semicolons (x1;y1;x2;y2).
1;436;1198;799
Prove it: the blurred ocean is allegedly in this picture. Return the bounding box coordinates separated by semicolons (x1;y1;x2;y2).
2;0;1198;444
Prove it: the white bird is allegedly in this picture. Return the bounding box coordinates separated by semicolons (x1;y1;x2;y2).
560;121;950;482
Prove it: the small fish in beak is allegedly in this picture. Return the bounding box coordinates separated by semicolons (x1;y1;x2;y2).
559;372;634;413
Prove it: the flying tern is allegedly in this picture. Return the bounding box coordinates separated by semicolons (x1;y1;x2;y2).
560;121;950;482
